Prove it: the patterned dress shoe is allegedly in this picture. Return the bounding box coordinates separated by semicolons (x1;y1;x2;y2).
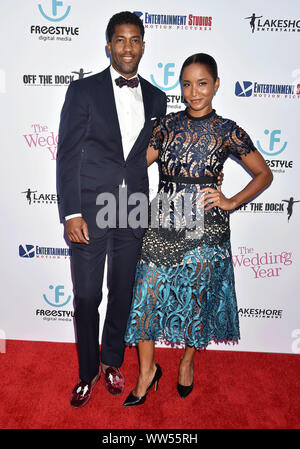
70;374;100;408
103;367;125;395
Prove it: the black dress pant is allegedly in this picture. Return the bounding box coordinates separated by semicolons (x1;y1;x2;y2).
71;228;143;383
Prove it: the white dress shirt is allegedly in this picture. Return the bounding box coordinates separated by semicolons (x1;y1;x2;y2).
65;65;145;221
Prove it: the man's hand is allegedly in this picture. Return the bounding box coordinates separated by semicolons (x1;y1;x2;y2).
66;217;89;244
217;170;224;190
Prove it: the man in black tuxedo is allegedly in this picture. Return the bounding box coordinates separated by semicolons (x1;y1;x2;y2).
57;11;167;408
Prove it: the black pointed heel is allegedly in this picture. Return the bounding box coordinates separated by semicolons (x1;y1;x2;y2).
177;356;194;398
177;382;193;398
123;363;162;407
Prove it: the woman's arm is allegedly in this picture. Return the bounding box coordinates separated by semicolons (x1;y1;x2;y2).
146;145;159;166
201;150;273;210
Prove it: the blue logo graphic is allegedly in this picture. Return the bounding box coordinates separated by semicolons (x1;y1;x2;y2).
43;285;71;307
235;81;253;97
19;244;35;258
133;11;143;22
150;62;180;91
257;130;287;156
38;0;71;22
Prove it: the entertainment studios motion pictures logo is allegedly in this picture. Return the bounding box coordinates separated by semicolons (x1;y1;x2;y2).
30;0;79;42
244;13;300;33
235;80;300;99
134;10;212;31
19;244;71;259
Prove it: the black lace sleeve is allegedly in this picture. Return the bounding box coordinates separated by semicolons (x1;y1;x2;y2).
149;118;163;151
228;123;257;159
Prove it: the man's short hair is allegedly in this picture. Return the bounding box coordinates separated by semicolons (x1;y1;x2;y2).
106;11;145;42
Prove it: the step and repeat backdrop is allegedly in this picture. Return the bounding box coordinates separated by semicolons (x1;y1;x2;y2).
0;0;299;354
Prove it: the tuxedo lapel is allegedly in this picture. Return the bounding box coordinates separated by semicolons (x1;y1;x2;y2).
125;75;154;162
139;76;152;122
96;68;124;156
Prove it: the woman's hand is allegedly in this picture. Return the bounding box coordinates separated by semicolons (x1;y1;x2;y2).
217;170;224;189
200;187;236;211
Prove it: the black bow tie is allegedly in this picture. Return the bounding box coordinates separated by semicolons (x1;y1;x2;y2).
115;76;139;88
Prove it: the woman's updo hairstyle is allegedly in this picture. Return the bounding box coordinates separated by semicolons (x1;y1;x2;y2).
180;53;218;82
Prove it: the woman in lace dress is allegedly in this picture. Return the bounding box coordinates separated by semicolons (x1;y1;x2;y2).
123;53;273;406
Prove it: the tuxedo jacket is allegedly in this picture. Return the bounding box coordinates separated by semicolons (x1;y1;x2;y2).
57;67;167;237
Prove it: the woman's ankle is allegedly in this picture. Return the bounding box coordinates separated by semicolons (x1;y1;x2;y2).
139;362;156;378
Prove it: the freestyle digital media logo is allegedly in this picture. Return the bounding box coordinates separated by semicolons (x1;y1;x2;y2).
134;11;212;31
21;188;59;205
244;12;300;33
19;244;71;259
257;129;287;156
43;284;71;307
235;80;300;99
31;0;79;42
36;284;74;322
150;62;180;91
38;0;71;22
150;62;184;110
256;128;294;175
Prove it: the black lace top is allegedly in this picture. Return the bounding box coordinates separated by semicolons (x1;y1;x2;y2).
141;109;257;267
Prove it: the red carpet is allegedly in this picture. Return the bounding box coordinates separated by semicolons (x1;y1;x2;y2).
0;340;299;429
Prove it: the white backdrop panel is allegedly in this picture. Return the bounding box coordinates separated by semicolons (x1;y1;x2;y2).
0;0;299;354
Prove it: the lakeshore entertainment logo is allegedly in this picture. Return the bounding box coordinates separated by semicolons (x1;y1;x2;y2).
235;80;300;99
36;284;74;322
134;11;212;31
244;13;300;33
239;307;283;319
23;124;58;160
30;0;79;42
19;244;71;259
232;246;292;279
256;128;294;175
21;188;59;205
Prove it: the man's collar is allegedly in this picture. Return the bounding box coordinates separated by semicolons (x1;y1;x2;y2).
110;65;139;81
